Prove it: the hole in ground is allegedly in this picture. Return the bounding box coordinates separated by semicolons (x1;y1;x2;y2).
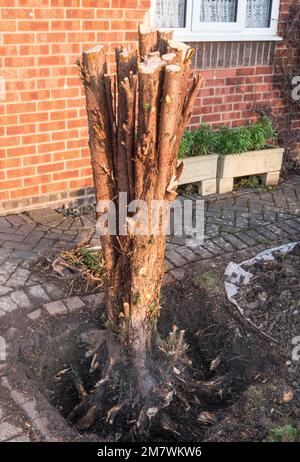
18;278;288;441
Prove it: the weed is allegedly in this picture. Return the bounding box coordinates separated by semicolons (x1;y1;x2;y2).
266;424;297;442
233;176;273;192
60;245;105;287
133;293;142;305
234;176;260;190
192;271;223;294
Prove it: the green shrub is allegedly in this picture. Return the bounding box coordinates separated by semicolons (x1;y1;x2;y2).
259;115;277;139
179;130;194;158
179;116;277;158
179;124;216;158
192;124;218;156
214;125;253;155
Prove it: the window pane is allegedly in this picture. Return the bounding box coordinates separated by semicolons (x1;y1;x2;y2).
246;0;272;28
155;0;186;28
200;0;238;23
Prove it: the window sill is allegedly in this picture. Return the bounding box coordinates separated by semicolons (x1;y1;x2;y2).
173;33;283;42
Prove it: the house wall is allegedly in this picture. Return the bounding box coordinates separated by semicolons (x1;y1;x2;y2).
188;40;281;129
0;0;150;214
0;0;296;215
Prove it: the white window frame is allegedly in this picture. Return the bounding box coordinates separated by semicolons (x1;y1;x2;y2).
192;0;244;33
151;0;282;42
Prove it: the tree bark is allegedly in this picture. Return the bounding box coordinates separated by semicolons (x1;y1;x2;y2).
78;28;203;431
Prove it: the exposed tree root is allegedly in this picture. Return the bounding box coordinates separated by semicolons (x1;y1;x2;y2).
68;328;231;439
187;375;230;400
197;411;220;426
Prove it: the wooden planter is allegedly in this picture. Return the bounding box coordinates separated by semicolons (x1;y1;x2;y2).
217;146;284;194
178;154;218;196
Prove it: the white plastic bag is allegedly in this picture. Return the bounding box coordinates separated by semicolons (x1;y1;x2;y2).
224;242;299;342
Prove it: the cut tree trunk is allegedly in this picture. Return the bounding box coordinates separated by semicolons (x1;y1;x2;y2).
75;27;204;435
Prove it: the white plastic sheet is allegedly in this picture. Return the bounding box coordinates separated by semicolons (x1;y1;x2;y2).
224;241;299;342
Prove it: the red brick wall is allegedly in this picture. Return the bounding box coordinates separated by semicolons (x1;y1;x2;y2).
274;0;300;160
0;0;296;214
189;41;282;130
0;0;150;214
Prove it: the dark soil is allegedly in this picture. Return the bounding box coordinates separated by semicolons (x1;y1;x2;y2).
17;260;300;442
237;243;300;346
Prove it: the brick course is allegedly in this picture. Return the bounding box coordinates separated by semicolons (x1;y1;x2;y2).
188;36;284;129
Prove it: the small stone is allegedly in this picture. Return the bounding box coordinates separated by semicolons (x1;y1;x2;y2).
44;300;68;316
281;388;294;404
257;291;268;305
65;296;85;313
27;309;42;321
10;290;31;308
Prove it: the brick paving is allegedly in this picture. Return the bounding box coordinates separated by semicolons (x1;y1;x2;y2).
166;176;300;271
0;175;299;441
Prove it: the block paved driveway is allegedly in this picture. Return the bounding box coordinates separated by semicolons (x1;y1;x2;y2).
0;175;299;441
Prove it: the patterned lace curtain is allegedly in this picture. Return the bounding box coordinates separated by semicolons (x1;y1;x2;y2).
155;0;186;28
246;0;272;28
200;0;237;22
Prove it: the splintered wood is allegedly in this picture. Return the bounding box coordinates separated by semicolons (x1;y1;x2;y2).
80;27;203;394
81;27;203;208
71;28;204;435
